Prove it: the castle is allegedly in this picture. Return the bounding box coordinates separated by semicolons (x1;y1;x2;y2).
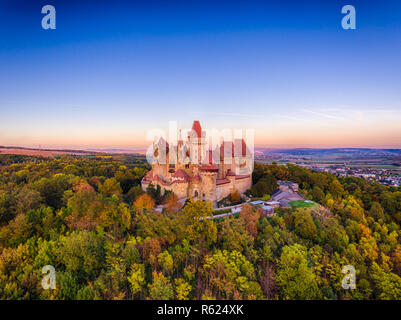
141;121;253;205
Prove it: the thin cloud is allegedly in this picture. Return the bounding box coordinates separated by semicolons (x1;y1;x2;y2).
191;111;260;118
301;109;347;121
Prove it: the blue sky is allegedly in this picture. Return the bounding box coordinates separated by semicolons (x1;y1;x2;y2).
0;0;401;149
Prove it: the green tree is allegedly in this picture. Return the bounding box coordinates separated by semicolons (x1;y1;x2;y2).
329;179;344;199
182;200;217;247
158;250;174;275
293;209;317;241
277;244;321;299
371;262;401;299
175;278;192;300
312;186;325;203
58;231;104;280
99;178;123;198
128;263;145;298
148;271;174;300
369;202;385;220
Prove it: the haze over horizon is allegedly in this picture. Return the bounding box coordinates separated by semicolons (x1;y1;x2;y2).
1;0;401;149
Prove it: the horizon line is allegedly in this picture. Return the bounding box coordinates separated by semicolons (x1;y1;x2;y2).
1;144;401;154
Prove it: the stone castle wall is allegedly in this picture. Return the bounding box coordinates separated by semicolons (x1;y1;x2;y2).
216;183;232;201
143;175;251;204
234;177;252;194
215;176;252;202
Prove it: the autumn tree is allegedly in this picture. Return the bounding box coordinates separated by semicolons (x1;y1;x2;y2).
163;192;181;212
133;194;155;211
230;189;241;204
239;203;260;238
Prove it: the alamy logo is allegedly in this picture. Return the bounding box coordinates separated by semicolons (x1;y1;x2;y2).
145;121;254;169
41;265;56;290
39;5;356;31
41;5;56;30
341;5;356;30
341;265;356;290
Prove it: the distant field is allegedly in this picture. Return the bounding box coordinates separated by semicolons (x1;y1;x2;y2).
0;147;91;157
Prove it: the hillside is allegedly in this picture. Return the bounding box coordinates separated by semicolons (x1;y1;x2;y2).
0;154;401;300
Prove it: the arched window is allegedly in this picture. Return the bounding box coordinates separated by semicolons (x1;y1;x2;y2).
194;190;199;198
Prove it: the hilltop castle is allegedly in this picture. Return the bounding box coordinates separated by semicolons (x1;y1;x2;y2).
141;121;253;205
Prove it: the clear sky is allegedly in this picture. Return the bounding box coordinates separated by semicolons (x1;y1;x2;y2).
1;0;401;149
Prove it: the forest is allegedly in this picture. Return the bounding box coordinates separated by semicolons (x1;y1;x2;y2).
0;153;401;300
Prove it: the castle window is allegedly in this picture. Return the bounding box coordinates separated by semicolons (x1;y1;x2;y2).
185;164;189;169
194;190;199;197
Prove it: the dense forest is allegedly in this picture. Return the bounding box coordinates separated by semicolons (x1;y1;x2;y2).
1;153;401;300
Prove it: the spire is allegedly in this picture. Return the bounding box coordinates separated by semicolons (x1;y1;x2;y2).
191;120;202;138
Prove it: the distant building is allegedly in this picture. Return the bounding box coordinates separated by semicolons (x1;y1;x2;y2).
270;181;304;207
277;180;299;192
260;205;275;216
265;201;280;208
249;200;275;217
250;200;264;206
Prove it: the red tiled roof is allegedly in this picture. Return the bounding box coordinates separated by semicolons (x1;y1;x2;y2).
154;175;164;182
200;165;219;172
216;178;230;185
226;169;236;176
235;174;250;180
152;175;174;186
190;175;202;182
172;169;189;182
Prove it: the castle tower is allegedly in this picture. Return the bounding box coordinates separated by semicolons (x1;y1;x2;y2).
188;120;206;165
199;165;218;202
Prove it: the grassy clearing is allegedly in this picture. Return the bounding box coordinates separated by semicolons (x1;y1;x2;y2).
213;208;232;215
214;212;240;221
289;200;317;209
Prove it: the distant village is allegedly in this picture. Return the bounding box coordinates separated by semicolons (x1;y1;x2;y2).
302;165;401;187
255;149;401;188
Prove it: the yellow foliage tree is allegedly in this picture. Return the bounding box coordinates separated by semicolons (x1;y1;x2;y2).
133;194;155;211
